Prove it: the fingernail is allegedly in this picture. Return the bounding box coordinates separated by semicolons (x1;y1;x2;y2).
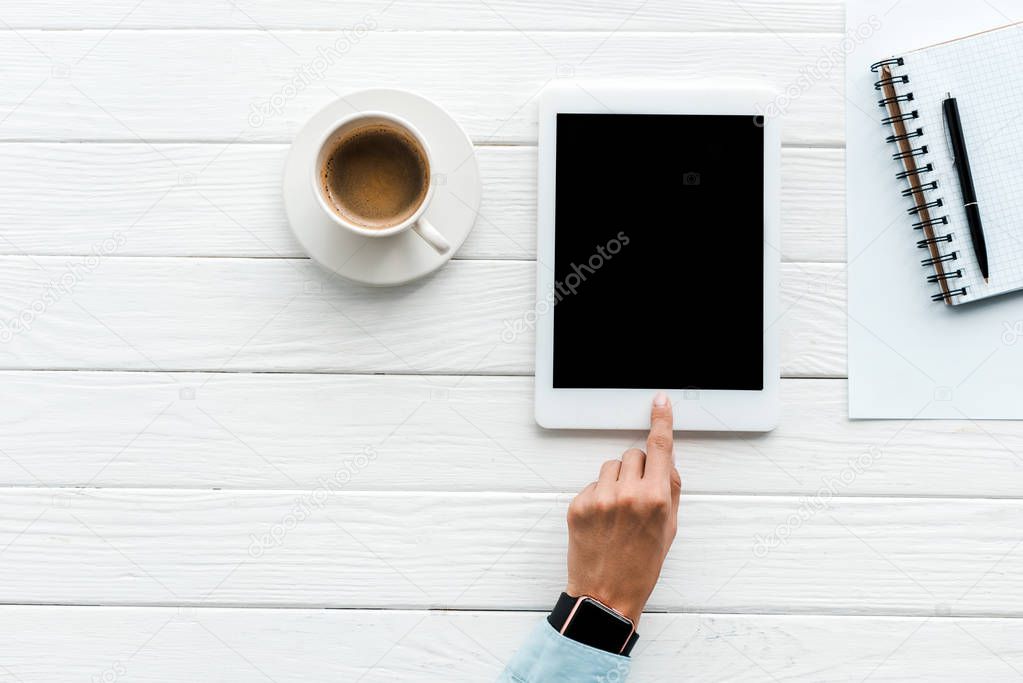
654;391;669;407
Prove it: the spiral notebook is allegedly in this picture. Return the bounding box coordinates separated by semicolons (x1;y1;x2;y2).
871;23;1023;305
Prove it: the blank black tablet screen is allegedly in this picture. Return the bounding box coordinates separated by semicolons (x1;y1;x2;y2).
552;113;764;390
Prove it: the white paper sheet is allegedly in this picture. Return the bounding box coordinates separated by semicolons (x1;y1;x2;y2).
846;0;1023;418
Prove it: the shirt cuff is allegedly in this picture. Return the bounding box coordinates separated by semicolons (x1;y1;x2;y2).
499;619;632;683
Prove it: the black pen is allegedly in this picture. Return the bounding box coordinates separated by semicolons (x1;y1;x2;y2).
943;94;990;282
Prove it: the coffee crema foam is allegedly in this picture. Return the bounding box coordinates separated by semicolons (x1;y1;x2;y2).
321;124;430;229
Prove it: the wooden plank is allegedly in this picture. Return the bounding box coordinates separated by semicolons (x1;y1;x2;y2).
2;31;845;144
0;258;845;376
6;374;1023;499
0;0;844;31
1;606;1021;681
0;144;845;262
0;488;1019;615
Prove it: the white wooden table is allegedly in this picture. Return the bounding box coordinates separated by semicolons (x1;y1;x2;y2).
1;1;1022;680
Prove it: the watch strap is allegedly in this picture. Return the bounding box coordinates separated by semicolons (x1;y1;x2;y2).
548;592;639;656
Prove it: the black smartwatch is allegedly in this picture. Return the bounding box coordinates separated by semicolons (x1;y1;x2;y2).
548;592;639;656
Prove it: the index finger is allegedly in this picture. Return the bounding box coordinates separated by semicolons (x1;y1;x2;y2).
644;391;675;479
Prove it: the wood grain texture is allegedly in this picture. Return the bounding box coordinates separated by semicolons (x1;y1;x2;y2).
2;31;845;144
0;488;1020;616
0;144;845;262
1;606;1021;682
0;258;846;376
6;373;1023;499
0;0;845;31
2;1;1014;678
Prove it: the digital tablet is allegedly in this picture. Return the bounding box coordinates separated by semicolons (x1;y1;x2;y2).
534;83;780;431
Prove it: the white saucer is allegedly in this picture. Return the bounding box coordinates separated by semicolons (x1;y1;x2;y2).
283;89;481;286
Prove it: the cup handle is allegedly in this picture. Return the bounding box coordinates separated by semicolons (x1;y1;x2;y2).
412;217;451;254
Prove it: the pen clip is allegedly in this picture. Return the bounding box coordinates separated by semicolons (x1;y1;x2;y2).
944;93;958;168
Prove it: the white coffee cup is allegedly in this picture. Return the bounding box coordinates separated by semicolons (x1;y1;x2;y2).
311;112;450;254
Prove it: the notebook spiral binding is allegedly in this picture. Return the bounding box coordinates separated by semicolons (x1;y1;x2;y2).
870;57;966;304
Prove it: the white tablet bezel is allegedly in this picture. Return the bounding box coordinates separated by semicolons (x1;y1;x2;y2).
534;82;780;431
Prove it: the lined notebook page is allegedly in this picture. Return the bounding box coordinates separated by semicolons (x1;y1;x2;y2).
903;24;1023;304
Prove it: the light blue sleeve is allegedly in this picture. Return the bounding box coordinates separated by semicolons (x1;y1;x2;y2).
498;619;631;683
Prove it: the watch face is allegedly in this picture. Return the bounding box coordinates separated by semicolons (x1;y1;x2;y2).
562;598;634;654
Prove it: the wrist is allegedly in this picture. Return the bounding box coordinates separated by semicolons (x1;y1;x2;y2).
564;584;645;626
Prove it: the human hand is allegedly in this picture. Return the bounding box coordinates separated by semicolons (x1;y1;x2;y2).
564;392;682;626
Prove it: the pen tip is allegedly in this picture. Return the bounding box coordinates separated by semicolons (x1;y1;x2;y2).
985;277;990;284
